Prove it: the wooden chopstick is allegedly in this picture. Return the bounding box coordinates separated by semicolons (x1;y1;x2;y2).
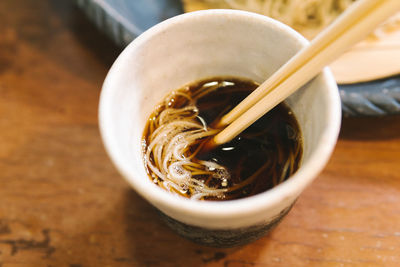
210;0;400;147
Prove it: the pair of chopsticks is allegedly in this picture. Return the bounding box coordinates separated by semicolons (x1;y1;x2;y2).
209;0;400;147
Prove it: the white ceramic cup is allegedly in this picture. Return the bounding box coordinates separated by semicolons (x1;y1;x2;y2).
99;9;341;247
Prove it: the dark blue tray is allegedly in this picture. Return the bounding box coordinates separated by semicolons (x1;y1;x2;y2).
76;0;400;116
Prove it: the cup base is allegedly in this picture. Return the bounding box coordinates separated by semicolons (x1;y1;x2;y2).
158;202;295;247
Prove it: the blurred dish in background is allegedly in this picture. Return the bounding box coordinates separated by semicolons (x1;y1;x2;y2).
182;1;400;84
330;12;400;84
182;0;356;40
77;0;400;116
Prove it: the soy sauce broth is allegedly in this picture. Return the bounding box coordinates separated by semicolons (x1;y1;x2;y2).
142;77;303;200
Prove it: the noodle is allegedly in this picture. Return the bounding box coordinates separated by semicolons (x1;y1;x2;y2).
182;0;356;39
142;78;302;200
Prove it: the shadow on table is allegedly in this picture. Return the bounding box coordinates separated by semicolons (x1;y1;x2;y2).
340;115;400;140
121;189;268;267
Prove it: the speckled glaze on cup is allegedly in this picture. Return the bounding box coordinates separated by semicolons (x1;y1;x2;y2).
99;10;341;247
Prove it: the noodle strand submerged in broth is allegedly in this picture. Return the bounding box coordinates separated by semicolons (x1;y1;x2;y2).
142;78;302;200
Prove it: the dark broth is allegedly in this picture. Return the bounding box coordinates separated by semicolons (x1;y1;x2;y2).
142;77;303;200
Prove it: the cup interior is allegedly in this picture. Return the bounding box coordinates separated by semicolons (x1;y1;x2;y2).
99;10;341;229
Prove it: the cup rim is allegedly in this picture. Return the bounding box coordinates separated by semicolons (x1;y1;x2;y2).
99;9;341;226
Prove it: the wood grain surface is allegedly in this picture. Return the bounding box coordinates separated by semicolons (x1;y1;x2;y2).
1;1;400;266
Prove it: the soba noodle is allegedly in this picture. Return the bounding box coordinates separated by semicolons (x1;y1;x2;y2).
142;78;302;201
182;0;356;39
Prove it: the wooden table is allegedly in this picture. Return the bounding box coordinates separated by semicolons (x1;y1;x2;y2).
1;1;400;266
